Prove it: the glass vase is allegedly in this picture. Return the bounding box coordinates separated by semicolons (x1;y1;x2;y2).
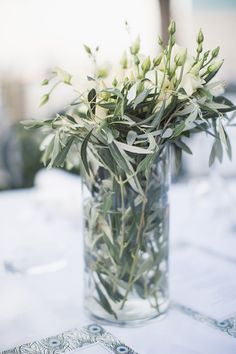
83;146;170;326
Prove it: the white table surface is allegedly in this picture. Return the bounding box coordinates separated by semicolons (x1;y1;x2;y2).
0;169;236;354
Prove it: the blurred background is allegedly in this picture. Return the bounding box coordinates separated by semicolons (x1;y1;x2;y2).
0;0;235;189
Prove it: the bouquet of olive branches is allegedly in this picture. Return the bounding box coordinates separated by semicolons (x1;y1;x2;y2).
23;21;236;323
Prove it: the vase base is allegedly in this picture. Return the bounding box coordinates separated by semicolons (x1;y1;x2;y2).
84;302;169;328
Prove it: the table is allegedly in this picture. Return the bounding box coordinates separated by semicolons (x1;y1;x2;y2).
0;169;236;353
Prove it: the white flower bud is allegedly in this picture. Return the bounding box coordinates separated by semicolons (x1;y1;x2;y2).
197;29;204;44
141;56;151;74
174;48;187;66
211;46;220;58
112;77;118;87
83;44;92;55
153;53;163;67
207;60;224;73
130;36;140;55
41;79;49;86
96;65;109;79
120;51;128;69
168;20;176;35
197;43;203;54
39;94;49;107
190;61;202;76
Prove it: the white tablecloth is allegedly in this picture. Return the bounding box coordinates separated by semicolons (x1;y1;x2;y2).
0;170;236;354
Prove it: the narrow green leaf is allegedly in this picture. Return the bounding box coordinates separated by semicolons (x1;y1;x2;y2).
115;140;153;154
173;121;186;137
95;282;117;319
174;140;192;154
97;273;123;303
41;135;55;166
226;133;232;160
88;89;96;115
151;100;166;128
66;114;77;123
101;192;114;214
214;95;234;107
173;104;195;117
133;89;150;108
51;136;75;167
108;141;130;174
215;139;223;162
185;109;198;125
21;119;52;129
126;130;137;145
218;120;227;147
101;88;124;100
102;125;114;144
162;128;173;138
127;82;139;104
48;131;61;168
209;142;216;166
174;145;182;172
81;130;93;175
137;154;155;173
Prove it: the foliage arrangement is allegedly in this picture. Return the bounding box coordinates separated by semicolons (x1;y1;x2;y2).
23;21;236;322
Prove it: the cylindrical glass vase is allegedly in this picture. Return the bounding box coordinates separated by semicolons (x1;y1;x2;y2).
83;146;170;326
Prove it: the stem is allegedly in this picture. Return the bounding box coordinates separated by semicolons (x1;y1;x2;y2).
119;179;126;258
201;56;213;70
175;62;185;89
120;183;148;310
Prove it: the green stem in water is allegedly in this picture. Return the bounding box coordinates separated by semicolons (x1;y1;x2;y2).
119;179;126;258
120;182;148;310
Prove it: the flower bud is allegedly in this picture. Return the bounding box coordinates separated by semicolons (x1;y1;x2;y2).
134;55;140;66
141;56;151;74
197;43;203;54
174;48;187;66
96;65;109;79
100;91;110;101
197;29;204;44
168;20;176;35
211;46;220;58
112;77;118;87
130;36;140;55
83;44;92;55
54;67;72;84
203;50;210;61
158;36;163;46
120;51;128;69
207;60;224;73
41;79;49;86
39;94;49;107
170;35;175;46
190;61;202;75
153;53;163;67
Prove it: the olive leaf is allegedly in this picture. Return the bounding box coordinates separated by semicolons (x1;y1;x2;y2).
88;89;96;115
95;282;117;319
51;136;75;167
81;130;93;175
